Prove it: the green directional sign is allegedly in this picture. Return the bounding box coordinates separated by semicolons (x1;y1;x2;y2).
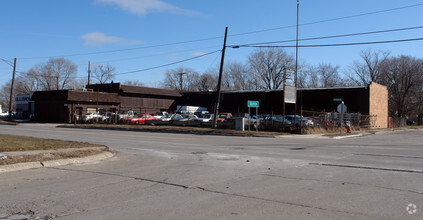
247;100;259;108
333;98;343;102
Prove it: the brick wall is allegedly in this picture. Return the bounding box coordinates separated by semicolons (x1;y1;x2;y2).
369;82;388;128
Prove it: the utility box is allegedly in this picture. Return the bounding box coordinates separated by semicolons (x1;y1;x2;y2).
235;118;245;131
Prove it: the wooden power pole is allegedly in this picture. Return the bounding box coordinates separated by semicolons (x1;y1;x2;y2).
212;27;228;129
88;61;91;85
8;58;17;121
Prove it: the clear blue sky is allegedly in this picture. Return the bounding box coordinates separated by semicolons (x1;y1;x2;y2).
1;0;422;87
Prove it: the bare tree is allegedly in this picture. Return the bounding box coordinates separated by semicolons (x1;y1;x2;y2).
225;61;255;90
303;63;344;88
248;48;295;90
0;75;42;111
92;63;115;84
197;73;217;91
123;80;144;86
347;49;390;86
161;67;199;91
0;81;12;111
380;56;423;124
14;75;37;94
26;58;77;90
69;78;88;90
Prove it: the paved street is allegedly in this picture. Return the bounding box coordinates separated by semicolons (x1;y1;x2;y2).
0;124;422;219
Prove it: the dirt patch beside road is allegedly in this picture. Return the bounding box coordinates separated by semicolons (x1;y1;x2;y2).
0;134;112;166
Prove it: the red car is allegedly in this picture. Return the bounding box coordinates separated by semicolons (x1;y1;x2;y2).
217;113;232;122
122;114;156;125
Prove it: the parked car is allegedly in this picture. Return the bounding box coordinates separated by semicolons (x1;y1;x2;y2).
191;114;214;126
216;113;232;122
196;113;213;122
252;115;265;122
259;115;292;130
153;111;169;119
121;114;156;125
171;114;198;126
146;114;173;125
117;110;136;120
227;113;258;129
284;115;314;127
407;119;416;125
82;112;108;123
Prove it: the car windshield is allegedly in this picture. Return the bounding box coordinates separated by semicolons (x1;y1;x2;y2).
272;115;284;120
199;114;212;119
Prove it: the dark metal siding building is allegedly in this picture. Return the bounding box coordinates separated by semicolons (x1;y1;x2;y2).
31;90;120;123
176;82;388;127
31;83;181;123
86;83;181;114
178;87;369;115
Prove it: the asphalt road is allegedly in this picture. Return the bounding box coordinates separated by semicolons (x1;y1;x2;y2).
0;124;422;220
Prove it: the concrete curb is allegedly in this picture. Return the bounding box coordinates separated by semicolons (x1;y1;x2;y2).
0;151;114;173
332;134;364;139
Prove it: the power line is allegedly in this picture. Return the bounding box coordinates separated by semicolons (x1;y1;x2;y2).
16;3;423;60
114;50;221;76
0;58;14;67
15;49;221;79
237;37;423;48
231;25;423;47
19;37;223;60
77;45;222;66
229;3;423;37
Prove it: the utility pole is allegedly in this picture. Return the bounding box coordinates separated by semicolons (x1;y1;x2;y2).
295;0;302;134
8;58;17;121
212;27;228;129
87;61;91;85
178;72;186;91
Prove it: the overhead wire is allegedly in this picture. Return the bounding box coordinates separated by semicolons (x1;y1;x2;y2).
19;37;223;60
236;37;423;48
229;3;423;37
14;49;222;79
78;45;222;66
15;3;423;60
230;25;423;47
114;50;222;76
0;58;14;67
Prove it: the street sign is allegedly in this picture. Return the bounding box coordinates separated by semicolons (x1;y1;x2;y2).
337;103;347;114
247;100;259;108
333;98;343;102
284;85;296;104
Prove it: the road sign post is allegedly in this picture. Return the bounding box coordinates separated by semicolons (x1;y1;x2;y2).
247;101;259;132
337;101;347;136
333;98;346;136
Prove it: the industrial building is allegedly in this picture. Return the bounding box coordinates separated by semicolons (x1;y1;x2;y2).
177;82;388;128
30;83;181;123
28;82;388;128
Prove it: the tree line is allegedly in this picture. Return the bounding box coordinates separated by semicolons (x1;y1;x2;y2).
161;48;423;122
1;48;422;123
